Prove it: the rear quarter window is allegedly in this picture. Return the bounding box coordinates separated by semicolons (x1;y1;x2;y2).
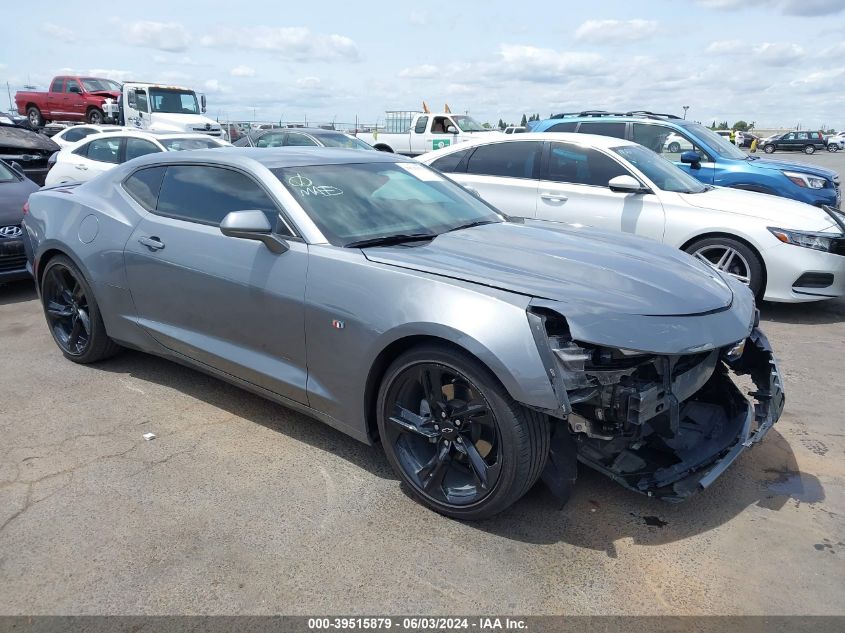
123;166;166;210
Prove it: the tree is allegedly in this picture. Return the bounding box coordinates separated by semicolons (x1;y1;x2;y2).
732;120;749;131
482;122;491;128
716;121;729;130
520;113;527;127
497;118;506;130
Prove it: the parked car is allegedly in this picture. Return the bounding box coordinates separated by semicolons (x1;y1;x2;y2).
0;160;38;282
528;112;840;208
51;124;130;149
45;131;229;186
664;132;693;153
15;76;122;127
0;118;60;185
824;132;845;152
420;134;845;302
356;111;501;155
762;131;828;154
22;147;784;519
233;127;375;150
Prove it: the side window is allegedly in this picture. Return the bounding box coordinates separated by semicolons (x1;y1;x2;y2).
125;138;161;161
50;78;64;92
577;121;626;139
431;117;451;133
547;121;577;133
546;142;628;187
155;165;284;229
284;133;318;147
784;133;795;140
430;148;471;173
465;141;541;179
632;123;710;162
63;128;90;143
256;132;285;148
796;132;809;140
414;116;428;134
128;89;148;112
85;137;122;164
123;166;166;210
65;79;81;93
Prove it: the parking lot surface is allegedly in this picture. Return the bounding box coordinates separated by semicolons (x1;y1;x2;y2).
1;278;843;615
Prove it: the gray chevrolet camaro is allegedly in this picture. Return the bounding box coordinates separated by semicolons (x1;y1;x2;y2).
22;147;785;519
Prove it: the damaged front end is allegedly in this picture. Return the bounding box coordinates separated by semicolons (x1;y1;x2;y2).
528;306;785;502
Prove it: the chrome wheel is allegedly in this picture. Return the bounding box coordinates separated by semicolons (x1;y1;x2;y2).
382;362;502;507
693;244;751;285
42;264;91;355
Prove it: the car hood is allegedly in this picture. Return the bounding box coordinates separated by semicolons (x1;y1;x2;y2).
744;156;838;180
676;186;839;232
88;90;121;99
363;221;734;316
0;177;38;225
0;126;60;152
148;113;221;132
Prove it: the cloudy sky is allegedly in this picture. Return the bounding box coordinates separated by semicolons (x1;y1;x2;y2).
1;0;844;129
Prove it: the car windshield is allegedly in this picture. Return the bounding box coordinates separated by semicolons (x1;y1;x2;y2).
273;161;503;247
682;122;747;159
149;88;200;115
316;133;375;150
452;116;488;132
159;137;222;150
614;145;708;194
80;78;121;92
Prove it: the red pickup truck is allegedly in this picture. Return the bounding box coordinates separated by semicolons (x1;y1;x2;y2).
15;76;122;127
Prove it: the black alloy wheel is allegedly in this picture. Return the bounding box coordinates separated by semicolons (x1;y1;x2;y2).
40;255;120;363
377;345;550;520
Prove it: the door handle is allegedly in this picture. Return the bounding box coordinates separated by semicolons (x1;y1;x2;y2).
74;164;88;170
540;193;568;203
138;236;165;251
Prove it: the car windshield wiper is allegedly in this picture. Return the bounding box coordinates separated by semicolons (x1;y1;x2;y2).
345;233;436;248
443;219;499;234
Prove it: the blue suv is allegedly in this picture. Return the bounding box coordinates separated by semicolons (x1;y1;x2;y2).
528;111;841;208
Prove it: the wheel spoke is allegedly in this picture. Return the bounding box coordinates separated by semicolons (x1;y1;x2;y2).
388;405;438;439
418;441;450;492
450;400;489;420
46;300;73;318
420;366;446;410
76;308;91;335
462;439;493;489
67;320;82;351
72;280;84;302
716;248;735;271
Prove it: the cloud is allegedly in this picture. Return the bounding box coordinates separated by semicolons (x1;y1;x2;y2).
88;68;135;82
120;20;191;52
496;45;604;81
697;0;844;15
200;26;359;62
706;39;746;54
574;19;658;43
204;79;229;93
153;54;197;65
706;40;805;64
41;23;75;43
409;11;429;25
398;64;438;79
230;65;256;77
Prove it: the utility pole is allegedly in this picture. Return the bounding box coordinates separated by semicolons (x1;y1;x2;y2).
682;105;689;119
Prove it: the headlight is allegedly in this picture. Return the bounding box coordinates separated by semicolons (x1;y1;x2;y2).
768;227;837;252
783;171;827;189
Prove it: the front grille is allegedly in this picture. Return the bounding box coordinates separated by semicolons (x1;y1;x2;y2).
0;255;26;272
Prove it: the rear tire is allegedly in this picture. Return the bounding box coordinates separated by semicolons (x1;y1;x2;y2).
40;255;121;363
87;108;104;124
804;145;816;155
685;236;764;299
763;144;775;154
27;106;43;127
377;344;550;520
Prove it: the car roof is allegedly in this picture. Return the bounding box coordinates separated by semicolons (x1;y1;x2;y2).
80;130;222;141
534;113;696;130
424;132;639;154
127;146;415;170
248;127;352;138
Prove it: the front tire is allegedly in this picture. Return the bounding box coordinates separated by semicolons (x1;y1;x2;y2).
804;145;816;155
763;144;775;154
827;144;839;153
377;345;550;520
40;255;121;363
686;236;764;299
87;108;104;124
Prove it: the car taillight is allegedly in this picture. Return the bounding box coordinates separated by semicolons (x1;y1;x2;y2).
23;201;29;215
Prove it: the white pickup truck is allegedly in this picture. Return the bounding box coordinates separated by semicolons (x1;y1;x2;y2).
356;110;502;156
118;82;223;137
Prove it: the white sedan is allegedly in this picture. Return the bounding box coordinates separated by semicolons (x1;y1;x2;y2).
50;124;131;149
419;133;845;303
45;131;230;186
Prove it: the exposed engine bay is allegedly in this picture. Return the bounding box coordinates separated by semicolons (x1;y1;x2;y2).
530;310;785;501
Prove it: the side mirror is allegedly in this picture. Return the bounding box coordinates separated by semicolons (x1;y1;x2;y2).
447;125;458;134
680;150;701;169
608;175;648;194
9;161;25;175
68;86;81;94
201;94;207;113
220;210;289;254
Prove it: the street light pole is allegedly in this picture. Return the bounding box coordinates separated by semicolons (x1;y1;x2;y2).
682;105;689;120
